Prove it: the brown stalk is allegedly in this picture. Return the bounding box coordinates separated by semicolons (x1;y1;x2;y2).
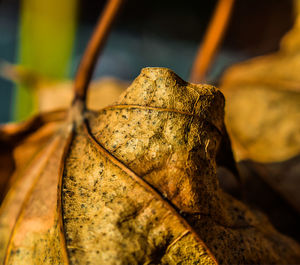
73;0;123;106
190;0;235;83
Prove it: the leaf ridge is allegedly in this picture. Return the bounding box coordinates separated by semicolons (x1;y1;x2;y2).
83;120;218;264
57;128;74;265
100;104;222;135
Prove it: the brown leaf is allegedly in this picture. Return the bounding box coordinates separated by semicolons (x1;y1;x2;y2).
240;158;300;240
219;3;300;237
0;68;299;264
0;110;66;202
220;2;300;163
218;158;300;242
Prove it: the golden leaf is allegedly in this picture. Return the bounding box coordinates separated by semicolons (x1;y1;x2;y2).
0;68;299;264
219;2;300;226
0;110;66;202
220;1;300;163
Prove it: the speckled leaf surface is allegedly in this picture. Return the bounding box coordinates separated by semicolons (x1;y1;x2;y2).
0;68;299;264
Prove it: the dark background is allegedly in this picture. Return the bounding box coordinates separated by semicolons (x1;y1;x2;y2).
0;0;294;123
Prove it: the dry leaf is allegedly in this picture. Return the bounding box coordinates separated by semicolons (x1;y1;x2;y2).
0;110;66;202
243;158;300;239
0;68;299;264
220;1;300;163
219;2;300;236
218;158;300;242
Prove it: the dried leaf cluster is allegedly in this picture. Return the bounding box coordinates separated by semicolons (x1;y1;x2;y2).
0;68;299;264
0;0;300;264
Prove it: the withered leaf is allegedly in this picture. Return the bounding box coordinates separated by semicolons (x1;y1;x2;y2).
219;2;300;233
220;1;300;163
236;158;300;241
0;110;66;203
0;68;299;264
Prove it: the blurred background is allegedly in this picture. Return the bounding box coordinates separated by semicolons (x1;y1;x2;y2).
0;0;294;123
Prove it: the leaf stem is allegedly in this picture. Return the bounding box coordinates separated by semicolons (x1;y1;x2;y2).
190;0;235;83
73;0;123;106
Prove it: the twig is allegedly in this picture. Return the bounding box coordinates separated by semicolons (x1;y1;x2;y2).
190;0;235;83
73;0;123;106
